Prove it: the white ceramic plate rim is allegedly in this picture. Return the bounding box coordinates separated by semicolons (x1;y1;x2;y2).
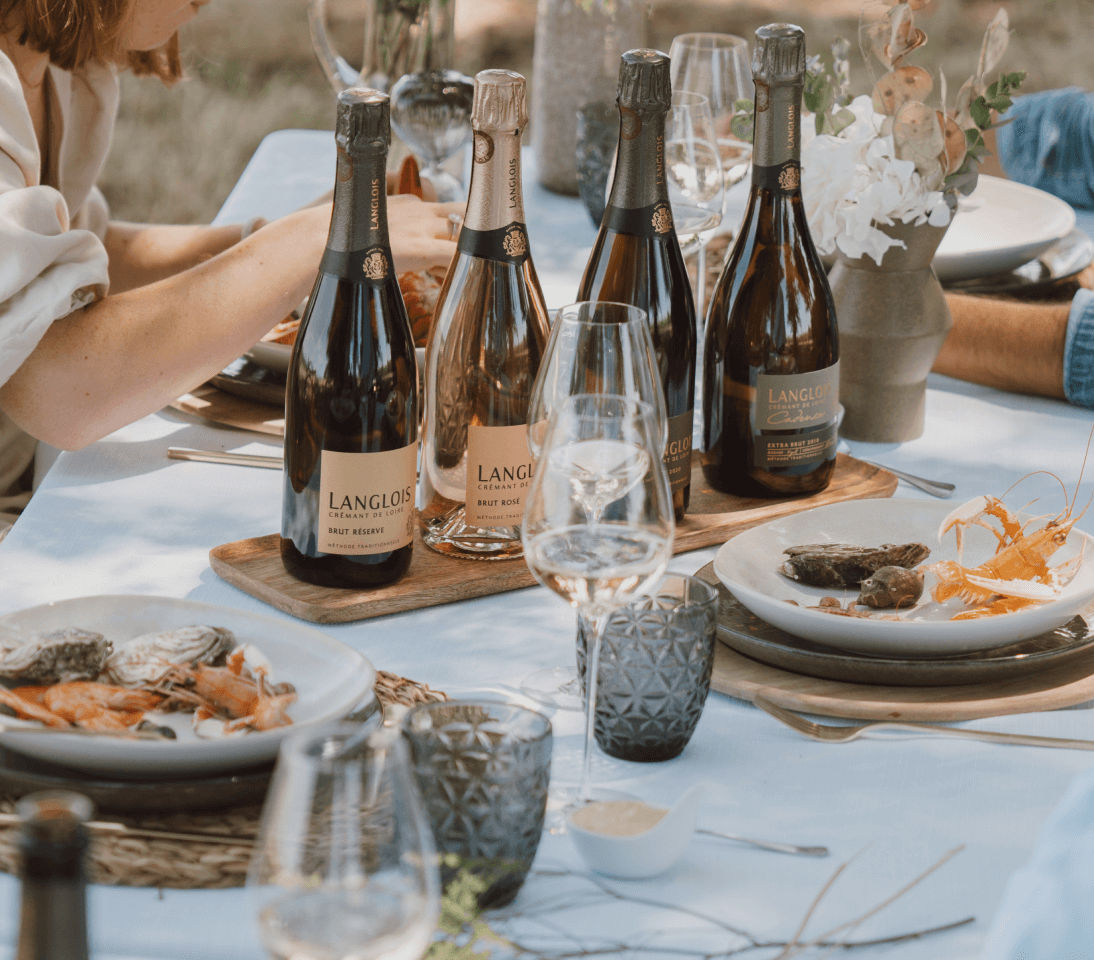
713;498;1094;657
0;596;375;777
934;176;1076;282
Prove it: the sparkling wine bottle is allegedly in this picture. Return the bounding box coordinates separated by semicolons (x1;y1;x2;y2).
419;70;550;560
281;88;418;588
16;792;91;960
577;49;697;523
701;24;839;497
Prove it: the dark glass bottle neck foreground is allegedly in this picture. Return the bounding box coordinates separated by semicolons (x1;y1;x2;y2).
604;104;671;233
320;144;392;279
750;75;803;196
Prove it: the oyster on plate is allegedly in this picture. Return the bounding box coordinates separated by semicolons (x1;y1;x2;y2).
0;627;112;684
781;542;931;589
101;625;236;687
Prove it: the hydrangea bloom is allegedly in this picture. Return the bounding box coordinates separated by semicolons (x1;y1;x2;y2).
801;96;953;265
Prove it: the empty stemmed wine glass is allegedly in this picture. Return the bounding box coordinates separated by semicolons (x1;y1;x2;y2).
390;70;475;202
527;301;667;461
664;91;724;338
668;33;754;195
523;394;674;808
249;725;439;960
521;301;667;709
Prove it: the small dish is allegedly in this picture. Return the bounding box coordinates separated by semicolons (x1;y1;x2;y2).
567;784;703;879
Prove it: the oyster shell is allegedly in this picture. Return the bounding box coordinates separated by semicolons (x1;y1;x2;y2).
0;628;112;684
781;542;931;589
101;625;236;687
857;565;925;609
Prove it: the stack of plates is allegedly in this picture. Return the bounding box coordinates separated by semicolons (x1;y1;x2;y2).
711;499;1094;688
935;175;1088;289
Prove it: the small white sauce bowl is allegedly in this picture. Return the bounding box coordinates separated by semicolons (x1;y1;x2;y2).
567;784;704;879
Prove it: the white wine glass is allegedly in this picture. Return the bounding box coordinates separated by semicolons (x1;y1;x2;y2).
249;725;439;960
664;90;724;342
668;33;754;192
665;91;724;253
522;302;667;710
522;394;674;808
527;301;667;462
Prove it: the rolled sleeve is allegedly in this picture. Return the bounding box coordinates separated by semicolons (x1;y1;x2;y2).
996;88;1094;210
1063;288;1094;408
0;167;109;388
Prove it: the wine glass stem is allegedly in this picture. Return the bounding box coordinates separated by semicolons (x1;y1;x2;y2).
579;607;610;804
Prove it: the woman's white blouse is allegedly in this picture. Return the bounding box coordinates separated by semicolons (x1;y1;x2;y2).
0;51;119;522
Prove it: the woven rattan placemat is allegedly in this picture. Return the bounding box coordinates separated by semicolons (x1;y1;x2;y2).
0;671;445;889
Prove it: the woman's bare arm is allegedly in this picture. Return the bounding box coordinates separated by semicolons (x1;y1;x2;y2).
0;196;459;450
934;293;1068;399
104;221;254;293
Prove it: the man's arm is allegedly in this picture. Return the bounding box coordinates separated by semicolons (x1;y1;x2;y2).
934;293;1068;399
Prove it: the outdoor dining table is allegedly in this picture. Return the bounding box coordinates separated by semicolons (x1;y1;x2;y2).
0;129;1091;960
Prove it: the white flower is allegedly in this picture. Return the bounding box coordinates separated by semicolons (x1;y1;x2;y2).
801;95;953;265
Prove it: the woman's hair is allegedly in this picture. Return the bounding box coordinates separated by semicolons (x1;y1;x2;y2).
0;0;183;83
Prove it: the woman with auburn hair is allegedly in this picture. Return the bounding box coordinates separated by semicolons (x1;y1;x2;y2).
0;0;458;528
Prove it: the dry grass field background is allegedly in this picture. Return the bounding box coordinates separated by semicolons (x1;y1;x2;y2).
101;0;1094;225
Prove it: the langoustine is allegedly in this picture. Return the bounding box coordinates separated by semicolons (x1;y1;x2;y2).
930;470;1089;619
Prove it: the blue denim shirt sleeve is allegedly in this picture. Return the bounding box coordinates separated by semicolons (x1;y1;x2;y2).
1064;288;1094;409
996;88;1094;209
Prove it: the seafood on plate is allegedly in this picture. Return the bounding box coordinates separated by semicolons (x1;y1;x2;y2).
930;479;1088;620
0;624;296;739
780;542;931;588
0;627;112;684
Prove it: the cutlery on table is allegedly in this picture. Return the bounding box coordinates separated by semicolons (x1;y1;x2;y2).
167;447;282;469
753;695;1094;751
862;460;955;498
695;827;828;857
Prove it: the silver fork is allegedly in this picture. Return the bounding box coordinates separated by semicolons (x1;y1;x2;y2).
752;695;1094;751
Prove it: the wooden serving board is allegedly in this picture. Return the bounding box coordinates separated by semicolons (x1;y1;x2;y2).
170;384;284;437
700;554;1094;720
209;455;895;624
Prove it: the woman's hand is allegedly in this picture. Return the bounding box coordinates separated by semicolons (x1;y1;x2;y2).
387;195;462;274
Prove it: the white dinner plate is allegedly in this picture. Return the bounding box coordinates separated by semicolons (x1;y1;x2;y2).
0;596;375;777
934;175;1076;282
246;339;292;373
713;498;1094;657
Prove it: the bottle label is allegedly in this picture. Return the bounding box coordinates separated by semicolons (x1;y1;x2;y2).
319;245;391;284
318;444;417;555
604;202;675;238
752;161;802;195
465;423;535;527
754;423;838;469
664;409;694;492
753;363;840;469
457;222;530;264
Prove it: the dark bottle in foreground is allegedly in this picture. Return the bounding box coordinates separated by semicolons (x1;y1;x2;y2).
418;69;550;560
577;49;697;523
281;88;418;588
702;23;839;498
16;791;91;960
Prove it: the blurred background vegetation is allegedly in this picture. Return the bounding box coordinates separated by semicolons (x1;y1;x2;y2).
101;0;1094;225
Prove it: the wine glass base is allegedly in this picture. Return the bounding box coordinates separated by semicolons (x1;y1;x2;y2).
520;667;583;712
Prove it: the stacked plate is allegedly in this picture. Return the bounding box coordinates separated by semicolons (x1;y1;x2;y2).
711;499;1094;687
935;175;1089;291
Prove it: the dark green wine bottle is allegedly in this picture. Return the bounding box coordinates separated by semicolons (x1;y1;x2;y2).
702;24;839;498
577;49;697;522
281;88;418;587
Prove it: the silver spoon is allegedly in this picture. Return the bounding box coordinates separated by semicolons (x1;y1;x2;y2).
696;827;829;858
863;460;955;498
